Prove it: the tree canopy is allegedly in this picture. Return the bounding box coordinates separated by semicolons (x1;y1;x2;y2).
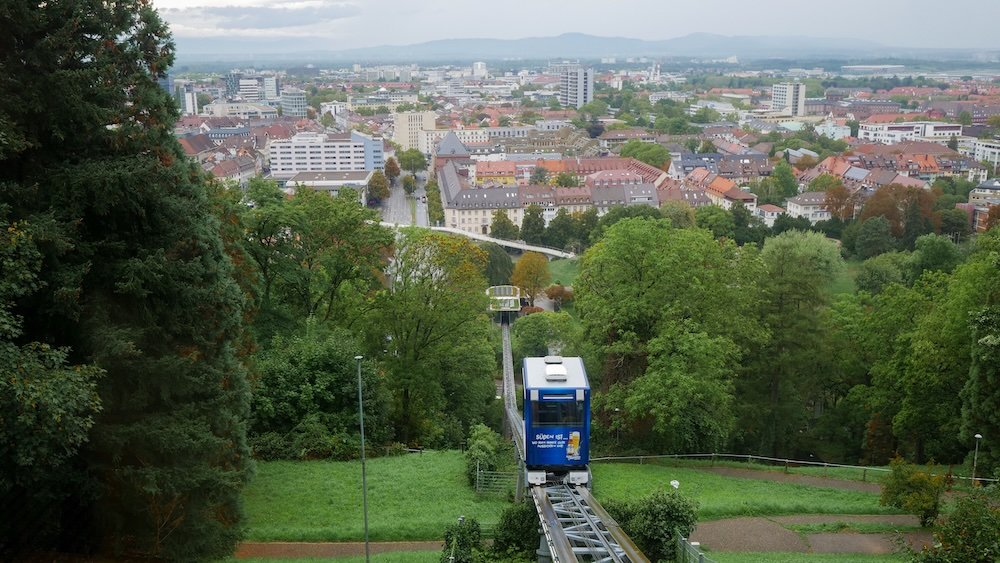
0;2;254;557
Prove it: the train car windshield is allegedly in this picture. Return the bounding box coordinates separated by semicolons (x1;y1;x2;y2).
531;400;585;427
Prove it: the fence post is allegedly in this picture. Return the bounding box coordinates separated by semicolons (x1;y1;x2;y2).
476;460;480;494
784;459;789;474
747;454;751;466
824;463;828;477
711;453;716;467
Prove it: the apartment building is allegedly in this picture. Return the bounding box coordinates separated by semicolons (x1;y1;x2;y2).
559;66;594;109
785;191;831;223
771;82;806;116
393;111;438;151
268;131;384;180
859;121;963;144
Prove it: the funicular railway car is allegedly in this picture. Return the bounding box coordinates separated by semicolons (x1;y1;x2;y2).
522;355;591;485
486;285;524;323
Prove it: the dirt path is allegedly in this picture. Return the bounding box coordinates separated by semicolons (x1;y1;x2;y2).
234;541;442;559
686;467;935;554
691;515;933;554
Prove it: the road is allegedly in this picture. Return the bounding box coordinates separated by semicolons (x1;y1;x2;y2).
381;183;411;226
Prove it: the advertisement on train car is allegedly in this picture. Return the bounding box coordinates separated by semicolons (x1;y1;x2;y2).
527;425;588;467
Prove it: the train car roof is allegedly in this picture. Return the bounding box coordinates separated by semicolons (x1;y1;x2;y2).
523;356;589;390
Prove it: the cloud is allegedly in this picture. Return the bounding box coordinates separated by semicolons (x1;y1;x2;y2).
162;0;359;36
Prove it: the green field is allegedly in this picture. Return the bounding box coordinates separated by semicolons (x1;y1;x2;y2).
829;257;861;295
232;553;440;563
547;258;580;287
591;463;899;520
243;451;507;542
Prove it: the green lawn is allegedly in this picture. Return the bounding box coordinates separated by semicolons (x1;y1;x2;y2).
710;553;905;563
232;553;440;563
243;451;508;542
547;258;580;287
830;257;861;295
591;463;900;521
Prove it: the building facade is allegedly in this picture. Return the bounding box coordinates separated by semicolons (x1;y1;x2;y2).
268;131;385;179
559;66;594;109
280;88;308;118
393;111;438;151
772;82;806;116
859;121;963;144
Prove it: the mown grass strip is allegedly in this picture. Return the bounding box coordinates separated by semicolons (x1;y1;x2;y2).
591;463;901;521
243;451;508;542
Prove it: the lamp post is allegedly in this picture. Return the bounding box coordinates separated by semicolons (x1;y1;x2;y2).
613;408;621;447
973;433;983;487
355;355;370;563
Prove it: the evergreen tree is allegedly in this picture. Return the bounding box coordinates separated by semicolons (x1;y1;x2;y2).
1;3;253;558
521;204;546;244
489;210;519;240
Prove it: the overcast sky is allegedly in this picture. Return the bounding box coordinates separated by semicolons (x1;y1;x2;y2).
153;0;1000;52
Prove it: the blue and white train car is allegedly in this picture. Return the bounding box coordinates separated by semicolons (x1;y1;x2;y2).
522;355;590;485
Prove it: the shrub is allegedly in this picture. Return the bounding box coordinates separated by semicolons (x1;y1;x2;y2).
880;457;945;526
440;516;482;563
249;432;291;461
288;415;335;460
605;488;698;561
913;485;1000;562
464;424;507;486
491;501;539;559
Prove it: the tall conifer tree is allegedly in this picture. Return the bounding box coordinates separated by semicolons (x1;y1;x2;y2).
0;1;252;558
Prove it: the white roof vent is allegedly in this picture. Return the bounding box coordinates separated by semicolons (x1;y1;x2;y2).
544;356;563;364
544;363;568;382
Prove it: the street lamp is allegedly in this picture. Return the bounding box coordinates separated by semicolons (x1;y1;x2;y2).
355;355;370;563
613;408;621;447
973;433;983;487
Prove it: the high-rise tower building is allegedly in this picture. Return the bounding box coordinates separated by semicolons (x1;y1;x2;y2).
772;82;806;116
558;66;594;109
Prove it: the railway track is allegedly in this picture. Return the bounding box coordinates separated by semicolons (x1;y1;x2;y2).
499;318;647;563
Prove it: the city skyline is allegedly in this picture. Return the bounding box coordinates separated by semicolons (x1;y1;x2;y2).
155;0;1000;54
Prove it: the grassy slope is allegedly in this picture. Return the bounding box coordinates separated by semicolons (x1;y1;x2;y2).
591;463;899;520
243;451;507;542
547;258;580;287
233;554;440;563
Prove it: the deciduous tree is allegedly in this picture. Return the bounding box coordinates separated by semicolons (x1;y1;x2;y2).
367;169;390;202
384;156;401;184
512;252;551;306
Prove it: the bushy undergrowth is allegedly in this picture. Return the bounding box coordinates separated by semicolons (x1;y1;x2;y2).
605;487;698;561
880;457;945;527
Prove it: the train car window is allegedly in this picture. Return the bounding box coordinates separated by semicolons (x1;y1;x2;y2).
531;400;585;427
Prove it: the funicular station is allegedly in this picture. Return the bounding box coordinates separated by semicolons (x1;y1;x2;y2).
487;285;648;563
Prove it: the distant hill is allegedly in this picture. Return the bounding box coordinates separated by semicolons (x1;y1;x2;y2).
173;32;989;65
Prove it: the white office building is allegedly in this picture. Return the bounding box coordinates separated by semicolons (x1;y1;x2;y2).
472;61;488;78
239;78;261;102
280;88;308;118
393;111;438;151
859;121;963;144
262;76;279;100
771;82;806;116
268;131;385;180
179;83;198;115
559;66;594;109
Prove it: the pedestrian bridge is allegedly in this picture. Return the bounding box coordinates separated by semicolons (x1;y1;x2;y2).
379;222;575;259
